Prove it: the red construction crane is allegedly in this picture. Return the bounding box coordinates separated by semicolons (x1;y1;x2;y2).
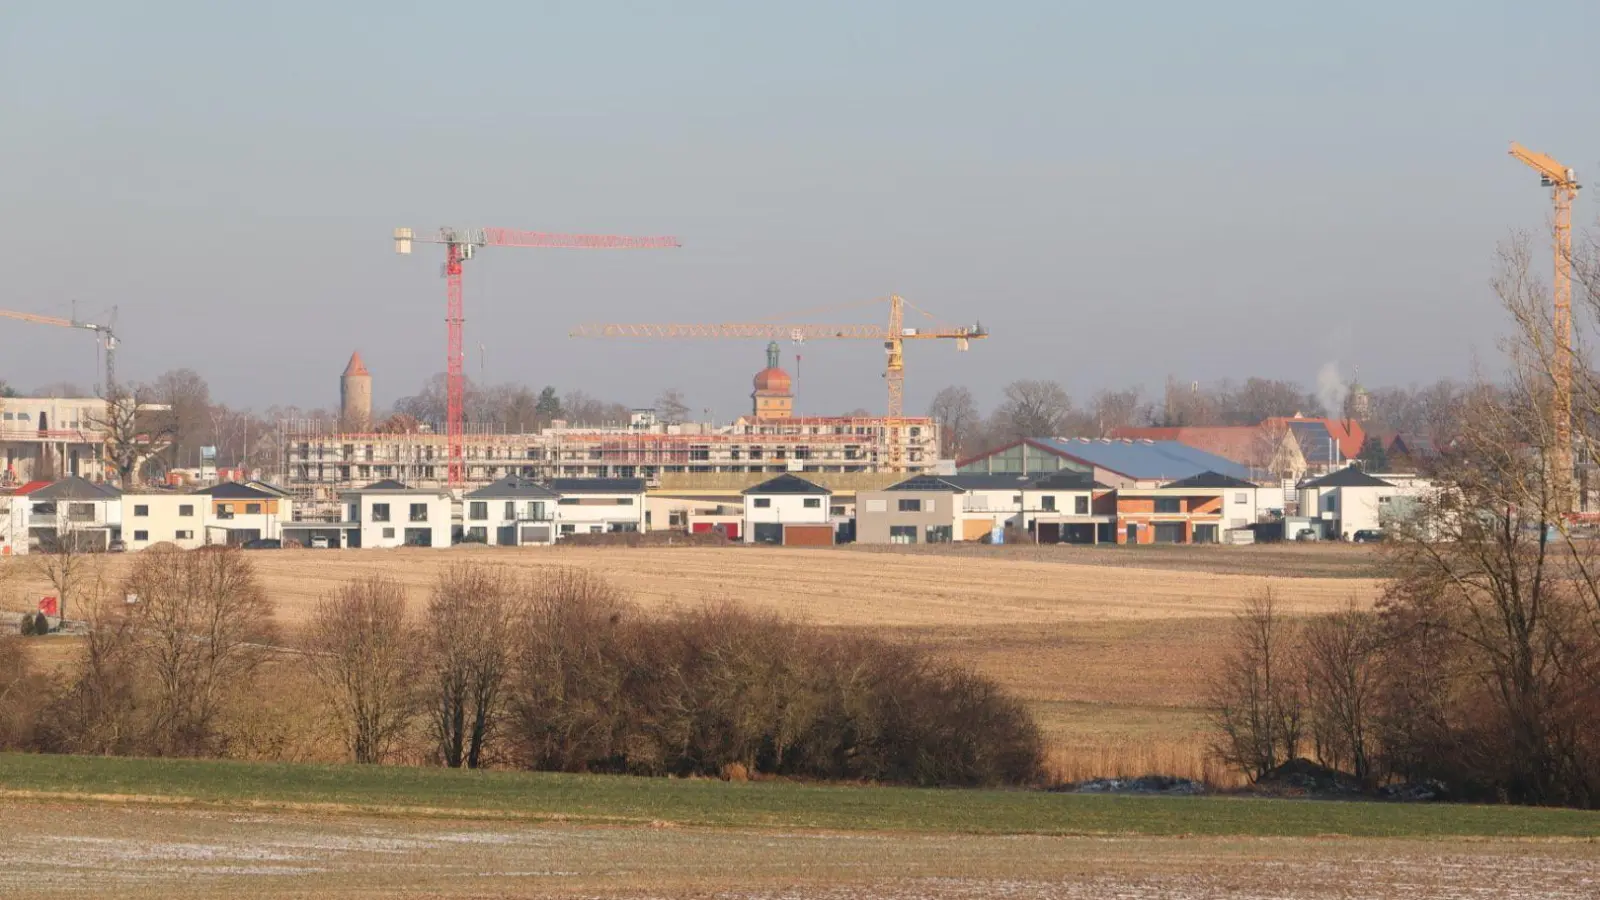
394;226;679;485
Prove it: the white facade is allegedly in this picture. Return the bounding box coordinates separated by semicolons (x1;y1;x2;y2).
122;493;208;550
343;488;453;548
0;495;28;555
0;396;109;485
464;494;557;545
959;487;1025;532
742;492;830;543
551;481;647;538
1298;481;1424;538
1222;485;1285;530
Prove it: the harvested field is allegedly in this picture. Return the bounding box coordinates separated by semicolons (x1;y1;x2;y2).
0;545;1382;775
0;801;1596;899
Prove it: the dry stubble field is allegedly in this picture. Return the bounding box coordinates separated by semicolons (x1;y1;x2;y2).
2;543;1382;778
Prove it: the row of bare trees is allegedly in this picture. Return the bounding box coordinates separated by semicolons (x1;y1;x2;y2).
926;376;1474;461
2;552;1042;788
1209;224;1600;807
308;566;1043;785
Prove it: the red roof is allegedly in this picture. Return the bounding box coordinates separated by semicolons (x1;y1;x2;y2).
343;352;370;377
13;480;51;495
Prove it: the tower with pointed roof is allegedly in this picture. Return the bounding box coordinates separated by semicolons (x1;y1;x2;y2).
751;341;793;420
340;351;372;432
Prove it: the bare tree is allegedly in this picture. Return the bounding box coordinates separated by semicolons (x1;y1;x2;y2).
97;391;174;487
1207;589;1303;781
1300;601;1382;782
993;380;1072;440
305;575;418;764
425;563;516;768
122;547;276;756
29;525;104;626
927;386;979;458
654;388;691;425
148;369;214;468
1088;387;1151;436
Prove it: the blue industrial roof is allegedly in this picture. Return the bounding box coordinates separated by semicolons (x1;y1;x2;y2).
1031;438;1252;481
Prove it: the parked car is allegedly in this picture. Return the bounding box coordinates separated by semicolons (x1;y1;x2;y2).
1352;529;1385;543
309;535;331;549
241;538;282;550
1294;528;1320;542
107;539;126;553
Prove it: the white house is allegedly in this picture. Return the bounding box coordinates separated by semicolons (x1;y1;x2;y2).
26;477;122;550
122;491;208;550
0;491;29;556
195;482;293;545
340;479;453;548
550;478;647;538
464;475;559;545
1156;471;1279;531
1298;467;1408;539
741;473;832;544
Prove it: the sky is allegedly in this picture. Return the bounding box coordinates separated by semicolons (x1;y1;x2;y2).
3;1;1599;421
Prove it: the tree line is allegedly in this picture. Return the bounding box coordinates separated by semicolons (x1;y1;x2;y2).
0;552;1042;788
925;375;1474;461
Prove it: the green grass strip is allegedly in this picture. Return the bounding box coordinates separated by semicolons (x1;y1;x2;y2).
2;752;1596;837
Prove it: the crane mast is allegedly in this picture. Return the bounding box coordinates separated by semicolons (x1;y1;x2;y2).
1509;142;1582;509
571;294;987;472
396;226;679;485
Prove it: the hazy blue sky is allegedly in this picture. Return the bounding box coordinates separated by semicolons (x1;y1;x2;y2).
3;1;1598;420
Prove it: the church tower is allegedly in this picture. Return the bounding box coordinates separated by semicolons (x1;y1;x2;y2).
750;341;793;420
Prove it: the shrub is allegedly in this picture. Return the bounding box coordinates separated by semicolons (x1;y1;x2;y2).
504;571;1044;787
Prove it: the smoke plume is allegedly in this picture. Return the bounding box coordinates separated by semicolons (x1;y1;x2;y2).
1316;362;1348;418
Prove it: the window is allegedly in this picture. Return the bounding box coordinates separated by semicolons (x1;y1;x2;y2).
133;504;149;517
889;525;918;544
897;498;921;512
528;501;546;520
179;504;194;517
754;498;772;508
245;503;262;515
133;530;149;541
926;525;952;544
67;502;94;521
372;503;391;522
1012;494;1023;505
560;524;576;535
382;527;395;539
465;526;487;543
616;497;634;505
469;501;487;521
1154;497;1181;513
175;530;193;540
1040;496;1056;512
1075;496;1089;515
504;501;516;520
403;527;431;546
217;503;235;520
830;505;846;517
1234;493;1249;504
409;503;428;522
803;498;821;509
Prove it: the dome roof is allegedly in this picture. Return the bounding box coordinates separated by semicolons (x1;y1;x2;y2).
753;366;791;393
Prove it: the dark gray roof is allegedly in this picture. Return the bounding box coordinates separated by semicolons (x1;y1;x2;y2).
361;479;411;491
30;477;121;501
1162;471;1258;490
1302;467;1393;489
466;475;560;499
742;473;830;495
198;482;279;500
550;477;646;494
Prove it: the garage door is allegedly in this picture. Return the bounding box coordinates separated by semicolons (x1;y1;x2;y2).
520;524;551;544
1153;523;1186;544
782;524;834;546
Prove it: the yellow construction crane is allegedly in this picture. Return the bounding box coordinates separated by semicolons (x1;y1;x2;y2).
1509;142;1582;504
0;307;120;397
571;294;987;471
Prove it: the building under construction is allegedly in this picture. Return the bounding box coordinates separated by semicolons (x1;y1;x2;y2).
280;349;939;508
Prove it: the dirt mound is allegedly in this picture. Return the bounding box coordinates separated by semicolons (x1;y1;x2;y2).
1254;758;1364;797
